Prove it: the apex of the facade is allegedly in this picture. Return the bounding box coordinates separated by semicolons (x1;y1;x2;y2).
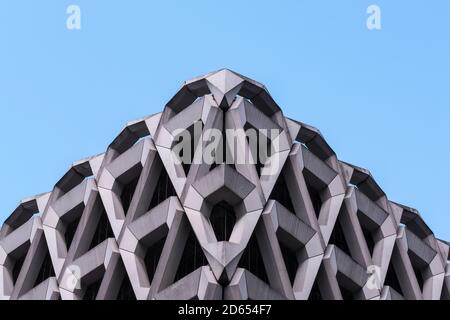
167;69;280;115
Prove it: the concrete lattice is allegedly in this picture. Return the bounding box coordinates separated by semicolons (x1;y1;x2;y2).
1;69;449;300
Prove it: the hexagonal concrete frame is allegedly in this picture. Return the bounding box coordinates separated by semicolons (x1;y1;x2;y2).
1;69;448;300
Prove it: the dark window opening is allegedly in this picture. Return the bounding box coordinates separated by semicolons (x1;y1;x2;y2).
269;170;295;214
33;249;55;287
64;216;82;249
441;282;449;300
303;170;323;219
89;210;115;250
178;123;203;176
12;254;27;285
412;264;424;291
175;230;207;282
83;279;101;300
308;279;323;300
221;113;228;169
328;220;352;257
149;169;177;210
244;123;272;177
408;250;426;291
360;223;375;256
144;237;166;284
120;176;140;216
254;161;263;177
339;284;354;300
384;261;404;296
180;137;194;176
117;273;136;300
210;201;236;242
279;242;299;285
238;233;269;284
255;134;271;177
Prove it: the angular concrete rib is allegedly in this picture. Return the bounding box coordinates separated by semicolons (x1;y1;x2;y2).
1;69;448;300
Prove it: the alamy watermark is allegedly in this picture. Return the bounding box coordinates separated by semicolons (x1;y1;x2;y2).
66;5;81;30
365;265;382;290
62;265;82;291
171;121;282;176
64;5;381;32
367;5;382;30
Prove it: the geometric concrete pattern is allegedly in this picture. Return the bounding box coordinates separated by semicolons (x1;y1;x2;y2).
1;69;449;300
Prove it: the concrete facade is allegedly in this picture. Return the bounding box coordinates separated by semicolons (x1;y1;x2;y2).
1;69;449;300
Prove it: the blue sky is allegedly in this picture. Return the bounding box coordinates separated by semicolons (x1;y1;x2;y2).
1;1;449;240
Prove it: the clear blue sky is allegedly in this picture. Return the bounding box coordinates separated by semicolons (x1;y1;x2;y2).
1;1;449;240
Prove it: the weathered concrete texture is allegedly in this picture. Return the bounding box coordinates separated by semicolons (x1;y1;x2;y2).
0;69;448;300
